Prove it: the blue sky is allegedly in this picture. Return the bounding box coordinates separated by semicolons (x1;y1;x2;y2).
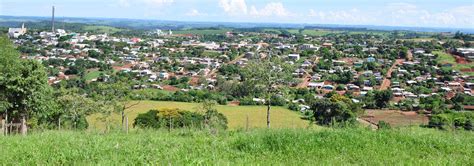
1;0;473;28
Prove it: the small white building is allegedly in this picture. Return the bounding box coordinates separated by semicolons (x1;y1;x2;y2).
288;54;300;61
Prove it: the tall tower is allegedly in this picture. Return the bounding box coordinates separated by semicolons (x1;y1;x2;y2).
51;6;55;33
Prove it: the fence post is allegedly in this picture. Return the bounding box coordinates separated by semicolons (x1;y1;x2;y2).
1;118;4;136
168;116;171;132
58;117;61;130
125;116;129;134
246;114;249;131
5;111;8;136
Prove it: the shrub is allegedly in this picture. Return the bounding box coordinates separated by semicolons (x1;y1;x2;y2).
240;97;258;105
134;108;228;130
378;121;391;130
429;112;474;131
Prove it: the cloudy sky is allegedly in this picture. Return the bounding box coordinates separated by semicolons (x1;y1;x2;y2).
1;0;473;28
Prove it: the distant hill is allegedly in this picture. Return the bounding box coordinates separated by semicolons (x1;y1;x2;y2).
1;15;473;33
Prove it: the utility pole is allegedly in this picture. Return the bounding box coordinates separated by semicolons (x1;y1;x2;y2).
51;6;55;33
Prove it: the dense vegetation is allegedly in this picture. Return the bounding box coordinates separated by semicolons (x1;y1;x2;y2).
0;127;472;165
134;103;228;130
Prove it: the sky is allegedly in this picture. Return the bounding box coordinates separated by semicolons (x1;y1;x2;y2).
0;0;473;29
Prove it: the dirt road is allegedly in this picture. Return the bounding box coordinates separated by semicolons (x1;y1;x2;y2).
380;59;404;90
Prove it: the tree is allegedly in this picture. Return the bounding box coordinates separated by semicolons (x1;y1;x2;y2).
56;89;99;129
241;58;294;128
374;90;393;108
310;94;363;126
0;36;51;135
91;82;139;131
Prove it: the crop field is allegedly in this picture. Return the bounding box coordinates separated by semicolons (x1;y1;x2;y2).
87;101;311;130
1;127;472;165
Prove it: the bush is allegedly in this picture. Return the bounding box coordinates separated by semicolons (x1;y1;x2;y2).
429;112;474;131
270;95;286;106
378;121;391;130
240;97;258;105
288;103;300;112
134;108;228;130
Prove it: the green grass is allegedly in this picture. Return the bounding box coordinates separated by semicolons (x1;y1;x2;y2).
434;51;474;74
84;70;103;81
201;50;221;57
87;101;310;130
82;25;123;34
0;127;472;164
174;29;230;35
435;51;456;64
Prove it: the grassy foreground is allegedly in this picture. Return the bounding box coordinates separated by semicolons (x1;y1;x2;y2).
0;128;473;165
88;101;310;130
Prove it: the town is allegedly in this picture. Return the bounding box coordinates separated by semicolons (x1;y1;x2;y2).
0;1;473;164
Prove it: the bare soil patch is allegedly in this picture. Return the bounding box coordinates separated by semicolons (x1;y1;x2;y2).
361;110;428;127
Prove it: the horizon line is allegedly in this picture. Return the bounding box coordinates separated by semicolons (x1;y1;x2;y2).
1;15;473;32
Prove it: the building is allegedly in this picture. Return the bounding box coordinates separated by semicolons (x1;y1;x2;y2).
288;54;300;61
456;48;474;60
8;23;27;38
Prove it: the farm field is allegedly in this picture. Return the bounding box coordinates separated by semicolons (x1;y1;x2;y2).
82;25;123;34
1;128;472;165
434;51;474;75
87;101;311;130
174;29;230;35
361;110;429;127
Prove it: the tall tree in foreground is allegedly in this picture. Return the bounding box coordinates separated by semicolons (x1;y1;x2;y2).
0;36;50;135
241;58;294;128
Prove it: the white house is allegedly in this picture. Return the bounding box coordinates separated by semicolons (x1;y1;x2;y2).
288;54;300;61
8;23;27;38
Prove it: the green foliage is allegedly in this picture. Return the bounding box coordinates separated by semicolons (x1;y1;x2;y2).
429;112;473;131
374;90;393;108
0;128;473;164
134;107;228;130
0;36;53;129
311;94;363;126
378;121;391;129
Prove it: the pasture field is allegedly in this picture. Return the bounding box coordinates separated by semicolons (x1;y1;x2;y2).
82;25;123;34
87;101;311;130
0;127;472;165
174;29;230;35
84;70;103;81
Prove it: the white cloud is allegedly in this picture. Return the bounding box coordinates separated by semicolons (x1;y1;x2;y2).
384;3;474;28
249;2;292;17
186;9;206;17
219;0;248;15
307;3;474;28
219;0;294;19
308;8;372;25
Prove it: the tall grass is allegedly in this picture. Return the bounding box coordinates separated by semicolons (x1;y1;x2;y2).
0;127;472;165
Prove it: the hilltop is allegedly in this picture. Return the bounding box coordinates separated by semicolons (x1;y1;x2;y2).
0;127;472;165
